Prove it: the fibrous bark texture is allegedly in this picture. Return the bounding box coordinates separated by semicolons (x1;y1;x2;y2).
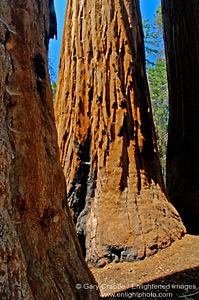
54;0;185;266
162;0;199;234
0;1;99;299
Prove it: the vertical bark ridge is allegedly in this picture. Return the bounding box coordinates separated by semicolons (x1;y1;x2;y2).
162;0;199;234
54;0;186;267
0;0;99;298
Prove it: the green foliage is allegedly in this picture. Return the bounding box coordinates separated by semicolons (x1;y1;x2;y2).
143;19;159;67
51;82;57;101
148;58;168;178
152;5;164;57
143;5;168;180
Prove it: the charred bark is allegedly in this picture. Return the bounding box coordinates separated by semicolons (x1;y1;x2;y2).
0;0;99;299
54;0;185;267
162;0;199;234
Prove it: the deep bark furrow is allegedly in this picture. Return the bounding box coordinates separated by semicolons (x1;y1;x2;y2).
0;1;99;299
162;0;199;234
54;0;186;267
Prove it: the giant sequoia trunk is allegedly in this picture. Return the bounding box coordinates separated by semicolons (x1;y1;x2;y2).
161;0;199;234
54;0;185;266
0;1;99;299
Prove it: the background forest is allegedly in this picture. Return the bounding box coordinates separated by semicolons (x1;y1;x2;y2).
143;5;168;180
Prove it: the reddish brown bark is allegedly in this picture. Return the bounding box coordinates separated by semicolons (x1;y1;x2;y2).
162;0;199;234
0;0;99;298
54;0;185;267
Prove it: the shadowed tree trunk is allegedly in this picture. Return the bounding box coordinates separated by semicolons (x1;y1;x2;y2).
54;0;185;267
0;0;99;299
161;0;199;234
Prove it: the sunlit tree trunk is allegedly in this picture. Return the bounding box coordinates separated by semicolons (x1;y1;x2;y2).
0;0;99;298
162;0;199;234
54;0;185;267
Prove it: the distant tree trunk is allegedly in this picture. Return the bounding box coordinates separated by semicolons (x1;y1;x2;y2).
0;1;99;299
54;0;185;267
161;0;199;234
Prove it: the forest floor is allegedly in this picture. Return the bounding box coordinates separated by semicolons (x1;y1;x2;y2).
91;234;199;299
